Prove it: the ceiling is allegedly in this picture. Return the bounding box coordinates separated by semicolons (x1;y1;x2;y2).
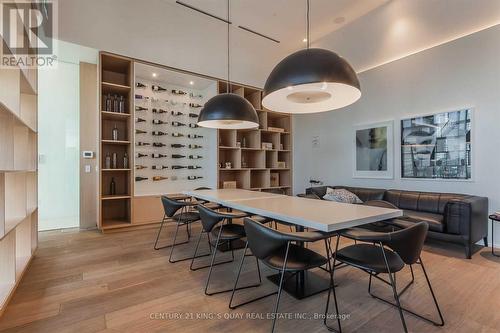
57;0;500;87
135;62;216;90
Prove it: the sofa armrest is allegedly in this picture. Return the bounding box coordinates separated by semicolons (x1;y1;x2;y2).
445;196;488;243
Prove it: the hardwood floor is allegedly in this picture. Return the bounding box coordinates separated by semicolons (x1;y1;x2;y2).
1;223;499;333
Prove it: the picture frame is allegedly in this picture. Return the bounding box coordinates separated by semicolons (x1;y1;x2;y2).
353;120;394;179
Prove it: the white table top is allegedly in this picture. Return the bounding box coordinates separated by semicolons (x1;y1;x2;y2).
184;189;402;232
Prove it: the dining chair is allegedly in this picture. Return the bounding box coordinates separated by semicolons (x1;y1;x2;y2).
230;217;333;333
324;222;444;333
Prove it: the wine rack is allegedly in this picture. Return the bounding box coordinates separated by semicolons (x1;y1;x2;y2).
217;82;293;195
99;53;133;230
0;30;38;316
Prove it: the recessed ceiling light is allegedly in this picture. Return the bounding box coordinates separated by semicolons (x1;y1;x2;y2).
302;38;307;43
189;81;194;85
152;73;157;77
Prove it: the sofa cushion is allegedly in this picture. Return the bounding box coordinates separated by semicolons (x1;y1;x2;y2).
403;210;444;232
323;188;363;204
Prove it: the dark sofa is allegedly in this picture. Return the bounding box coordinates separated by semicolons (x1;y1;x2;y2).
305;185;489;259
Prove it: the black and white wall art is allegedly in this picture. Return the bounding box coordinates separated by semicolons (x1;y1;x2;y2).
353;121;394;179
401;108;472;180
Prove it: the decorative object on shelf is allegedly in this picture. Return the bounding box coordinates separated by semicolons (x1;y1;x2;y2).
152;85;167;92
153;176;168;181
136;176;148;182
225;162;232;169
242;136;247;148
112;124;119;140
262;142;273;150
277;161;286;168
112;152;117;169
123;152;129;169
105;152;111;169
270;173;280;187
236;141;241;147
197;0;259;129
223;181;237;189
353;120;394;179
110;177;116;195
401;108;472;180
262;0;360;114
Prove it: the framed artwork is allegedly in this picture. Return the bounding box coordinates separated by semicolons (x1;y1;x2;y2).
400;108;472;180
353;121;394;179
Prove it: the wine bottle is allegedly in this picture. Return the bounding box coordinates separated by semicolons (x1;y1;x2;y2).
112;124;119;140
187;176;203;180
152;165;168;170
153;142;166;147
188;113;198;118
189;144;202;149
188;165;202;169
172;133;184;137
189;155;202;159
152;108;168;114
153;176;168;181
171;165;187;169
119;96;125;113
189;93;203;99
136;165;147;170
152;131;168;136
105;152;111;169
136;117;146;123
171;121;186;127
113;94;120;112
136;153;148;158
189;103;202;108
152;85;167;92
135;129;147;134
171;154;186;159
135;94;149;100
110;177;116;195
136;106;148;111
112;153;117;168
135;176;148;182
136;142;150;146
152;153;168;158
171;89;187;95
171;144;185;148
188;123;199;128
123;152;129;169
152;119;166;125
188;134;203;139
171;111;184;116
105;94;112;111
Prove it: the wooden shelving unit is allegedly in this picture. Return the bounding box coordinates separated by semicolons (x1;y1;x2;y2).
99;53;134;230
217;82;293;195
0;31;38;316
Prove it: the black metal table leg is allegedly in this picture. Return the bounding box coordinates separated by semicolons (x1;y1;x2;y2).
492;218;500;257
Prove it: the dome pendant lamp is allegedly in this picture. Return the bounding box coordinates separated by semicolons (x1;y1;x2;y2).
198;0;259;129
262;0;361;114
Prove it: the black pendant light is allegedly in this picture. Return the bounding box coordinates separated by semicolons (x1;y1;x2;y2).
262;0;361;114
198;0;259;129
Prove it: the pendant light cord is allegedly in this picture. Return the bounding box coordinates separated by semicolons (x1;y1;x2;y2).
227;0;231;92
306;0;310;49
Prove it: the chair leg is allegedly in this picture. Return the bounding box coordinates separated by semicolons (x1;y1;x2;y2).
419;257;445;326
204;225;223;295
154;216;190;250
324;235;342;333
271;242;290;333
380;243;408;333
229;243;263;309
189;229;213;271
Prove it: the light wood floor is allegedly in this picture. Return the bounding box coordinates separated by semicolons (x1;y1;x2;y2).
1;223;499;333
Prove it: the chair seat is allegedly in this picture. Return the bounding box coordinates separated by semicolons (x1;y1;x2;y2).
263;243;327;271
336;243;404;273
172;211;200;223
403;210;444;232
212;224;246;240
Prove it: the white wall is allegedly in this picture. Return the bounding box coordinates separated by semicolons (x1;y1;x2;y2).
293;25;500;245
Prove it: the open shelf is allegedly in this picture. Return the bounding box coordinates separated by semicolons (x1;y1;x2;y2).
101;111;131;120
101;195;131;201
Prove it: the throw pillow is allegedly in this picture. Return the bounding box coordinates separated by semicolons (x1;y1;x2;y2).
323;188;363;204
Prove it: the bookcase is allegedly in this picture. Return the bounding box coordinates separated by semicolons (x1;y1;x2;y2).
0;35;38;315
217;82;293;195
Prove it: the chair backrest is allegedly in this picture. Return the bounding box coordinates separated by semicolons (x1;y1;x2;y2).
197;205;225;232
161;196;185;217
244;217;288;260
386;222;428;265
